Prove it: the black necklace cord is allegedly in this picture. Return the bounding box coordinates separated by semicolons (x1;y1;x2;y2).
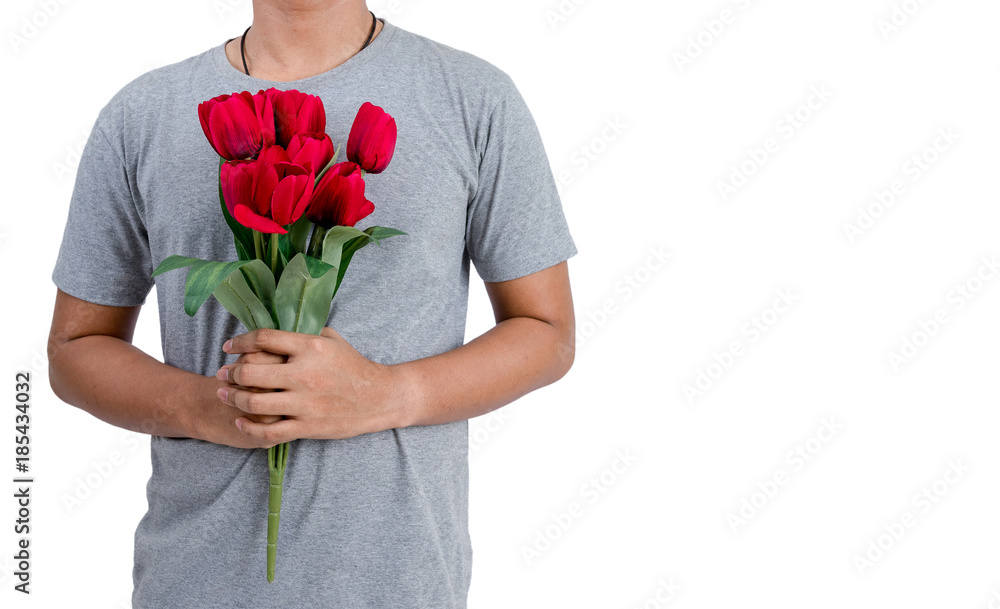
240;11;377;78
361;10;378;50
240;25;251;76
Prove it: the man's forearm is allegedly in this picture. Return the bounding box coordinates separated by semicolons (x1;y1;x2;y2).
393;315;574;428
48;334;221;440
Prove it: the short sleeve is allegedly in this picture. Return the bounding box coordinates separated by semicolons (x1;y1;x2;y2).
51;109;154;307
465;74;578;283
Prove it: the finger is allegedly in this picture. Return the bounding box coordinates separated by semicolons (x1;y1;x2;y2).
223;328;307;356
236;350;287;365
235;416;301;448
244;413;284;425
218;385;290;416
217;362;289;389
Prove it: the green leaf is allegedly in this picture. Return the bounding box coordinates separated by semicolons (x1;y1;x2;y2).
303;254;334;278
218;158;255;260
287;215;312;257
320;225;368;269
329;226;406;299
314;144;340;183
273;253;338;335
152;255;204;278
234;236;252;262
212;266;275;331
277;243;291;272
365;226;408;244
187;259;276;317
276;216;310;270
152;256;279;322
238;259;277;314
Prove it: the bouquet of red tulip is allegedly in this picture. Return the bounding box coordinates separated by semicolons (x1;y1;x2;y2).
152;88;404;582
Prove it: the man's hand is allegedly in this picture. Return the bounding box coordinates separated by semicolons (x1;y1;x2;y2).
215;327;409;448
218;350;286;441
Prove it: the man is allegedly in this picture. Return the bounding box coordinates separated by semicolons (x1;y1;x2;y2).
48;1;577;606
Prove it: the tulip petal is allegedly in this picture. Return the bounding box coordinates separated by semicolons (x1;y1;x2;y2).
209;93;262;160
220;160;256;217
344;197;375;228
347;102;397;173
270;90;296;148
287;133;334;174
250;146;290;215
297;95;326;135
271;173;313;226
251;163;280;216
268;89;328;148
198;94;231;157
254;91;277;148
346;104;371;166
369;115;397;173
305;161;372;228
290;173;315;224
232;204;288;234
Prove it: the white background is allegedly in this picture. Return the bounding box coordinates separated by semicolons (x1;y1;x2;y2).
3;0;1000;607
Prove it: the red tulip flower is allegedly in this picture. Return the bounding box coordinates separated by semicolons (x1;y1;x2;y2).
346;102;397;174
286;132;335;175
199;91;276;161
306;162;374;229
222;146;315;234
265;88;327;148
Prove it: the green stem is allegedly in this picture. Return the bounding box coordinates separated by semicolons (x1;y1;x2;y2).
253;230;263;261
269;233;279;275
308;225;328;259
307;224;320;258
266;441;290;583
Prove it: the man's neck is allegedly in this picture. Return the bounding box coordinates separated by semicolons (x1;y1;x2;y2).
225;0;381;82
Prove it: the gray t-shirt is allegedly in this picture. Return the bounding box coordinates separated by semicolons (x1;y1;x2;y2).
51;18;577;609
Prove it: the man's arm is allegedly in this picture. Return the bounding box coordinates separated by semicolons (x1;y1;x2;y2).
399;260;575;426
218;261;576;445
47;288;279;449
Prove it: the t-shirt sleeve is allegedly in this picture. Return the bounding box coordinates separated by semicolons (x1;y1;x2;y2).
465;73;578;283
51;105;154;307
